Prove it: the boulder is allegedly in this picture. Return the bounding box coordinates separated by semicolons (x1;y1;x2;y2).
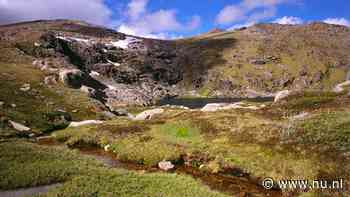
112;108;129;116
133;108;164;121
274;90;291;103
9;120;31;132
104;144;111;152
44;75;58;86
59;69;85;88
201;103;228;112
69;120;104;128
333;80;350;93
250;59;266;65
158;161;175;171
80;85;96;96
0;101;4;107
201;102;262;112
290;112;309;120
20;83;31;92
100;111;117;119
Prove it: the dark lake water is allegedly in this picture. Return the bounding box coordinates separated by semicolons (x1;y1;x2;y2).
157;97;274;109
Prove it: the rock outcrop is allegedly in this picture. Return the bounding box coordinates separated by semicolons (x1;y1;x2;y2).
274;90;291;103
201;102;263;112
9;120;31;132
68;120;104;128
133;108;164;121
158;161;175;171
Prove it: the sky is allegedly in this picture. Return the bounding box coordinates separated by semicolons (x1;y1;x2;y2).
0;0;349;39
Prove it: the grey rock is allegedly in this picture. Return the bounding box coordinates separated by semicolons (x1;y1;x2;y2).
9;120;31;132
100;111;117;119
133;108;164;121
44;75;58;86
0;101;4;107
299;65;308;76
20;84;31;92
250;59;266;65
158;161;175;171
59;69;85;88
113;109;129;116
333;80;350;93
69;120;104;128
274;90;291;103
11;104;16;108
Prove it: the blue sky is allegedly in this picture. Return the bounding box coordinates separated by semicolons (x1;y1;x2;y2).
1;0;350;39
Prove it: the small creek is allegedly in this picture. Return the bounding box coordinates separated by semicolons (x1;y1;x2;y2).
157;97;274;109
36;138;282;197
0;184;62;197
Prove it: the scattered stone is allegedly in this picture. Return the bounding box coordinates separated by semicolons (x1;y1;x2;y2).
69;120;104;128
333;80;350;93
100;111;117;119
274;90;291;103
29;133;36;138
201;102;261;112
80;85;96;97
104;144;111;152
59;69;85;88
113;109;129;116
9;120;31;132
250;59;266;65
11;104;16;108
133;108;164;121
44;75;58;86
72;109;79;113
20;83;31;92
290;112;309;120
0;101;4;107
158;161;175;171
201;103;228;112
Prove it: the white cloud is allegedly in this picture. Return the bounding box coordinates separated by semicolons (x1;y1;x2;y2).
216;5;246;25
273;16;303;25
187;15;201;30
216;0;292;25
0;0;113;26
127;0;148;20
323;18;350;27
118;0;200;39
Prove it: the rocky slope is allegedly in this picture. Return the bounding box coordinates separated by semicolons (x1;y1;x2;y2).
1;20;350;109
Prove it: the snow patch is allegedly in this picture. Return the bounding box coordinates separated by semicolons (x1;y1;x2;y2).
57;36;90;44
108;85;117;90
110;36;141;49
89;71;100;77
107;59;121;67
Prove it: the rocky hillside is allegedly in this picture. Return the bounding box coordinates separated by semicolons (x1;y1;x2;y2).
1;20;350;110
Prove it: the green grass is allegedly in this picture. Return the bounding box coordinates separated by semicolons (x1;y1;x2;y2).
152;121;204;146
0;140;228;197
42;169;227;197
296;111;350;151
0;63;100;134
0;140;103;190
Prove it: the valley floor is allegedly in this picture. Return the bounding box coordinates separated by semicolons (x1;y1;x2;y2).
1;91;350;196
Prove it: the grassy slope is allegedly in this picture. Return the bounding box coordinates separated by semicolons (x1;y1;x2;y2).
0;140;227;197
0;35;102;135
54;93;350;196
176;23;350;96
